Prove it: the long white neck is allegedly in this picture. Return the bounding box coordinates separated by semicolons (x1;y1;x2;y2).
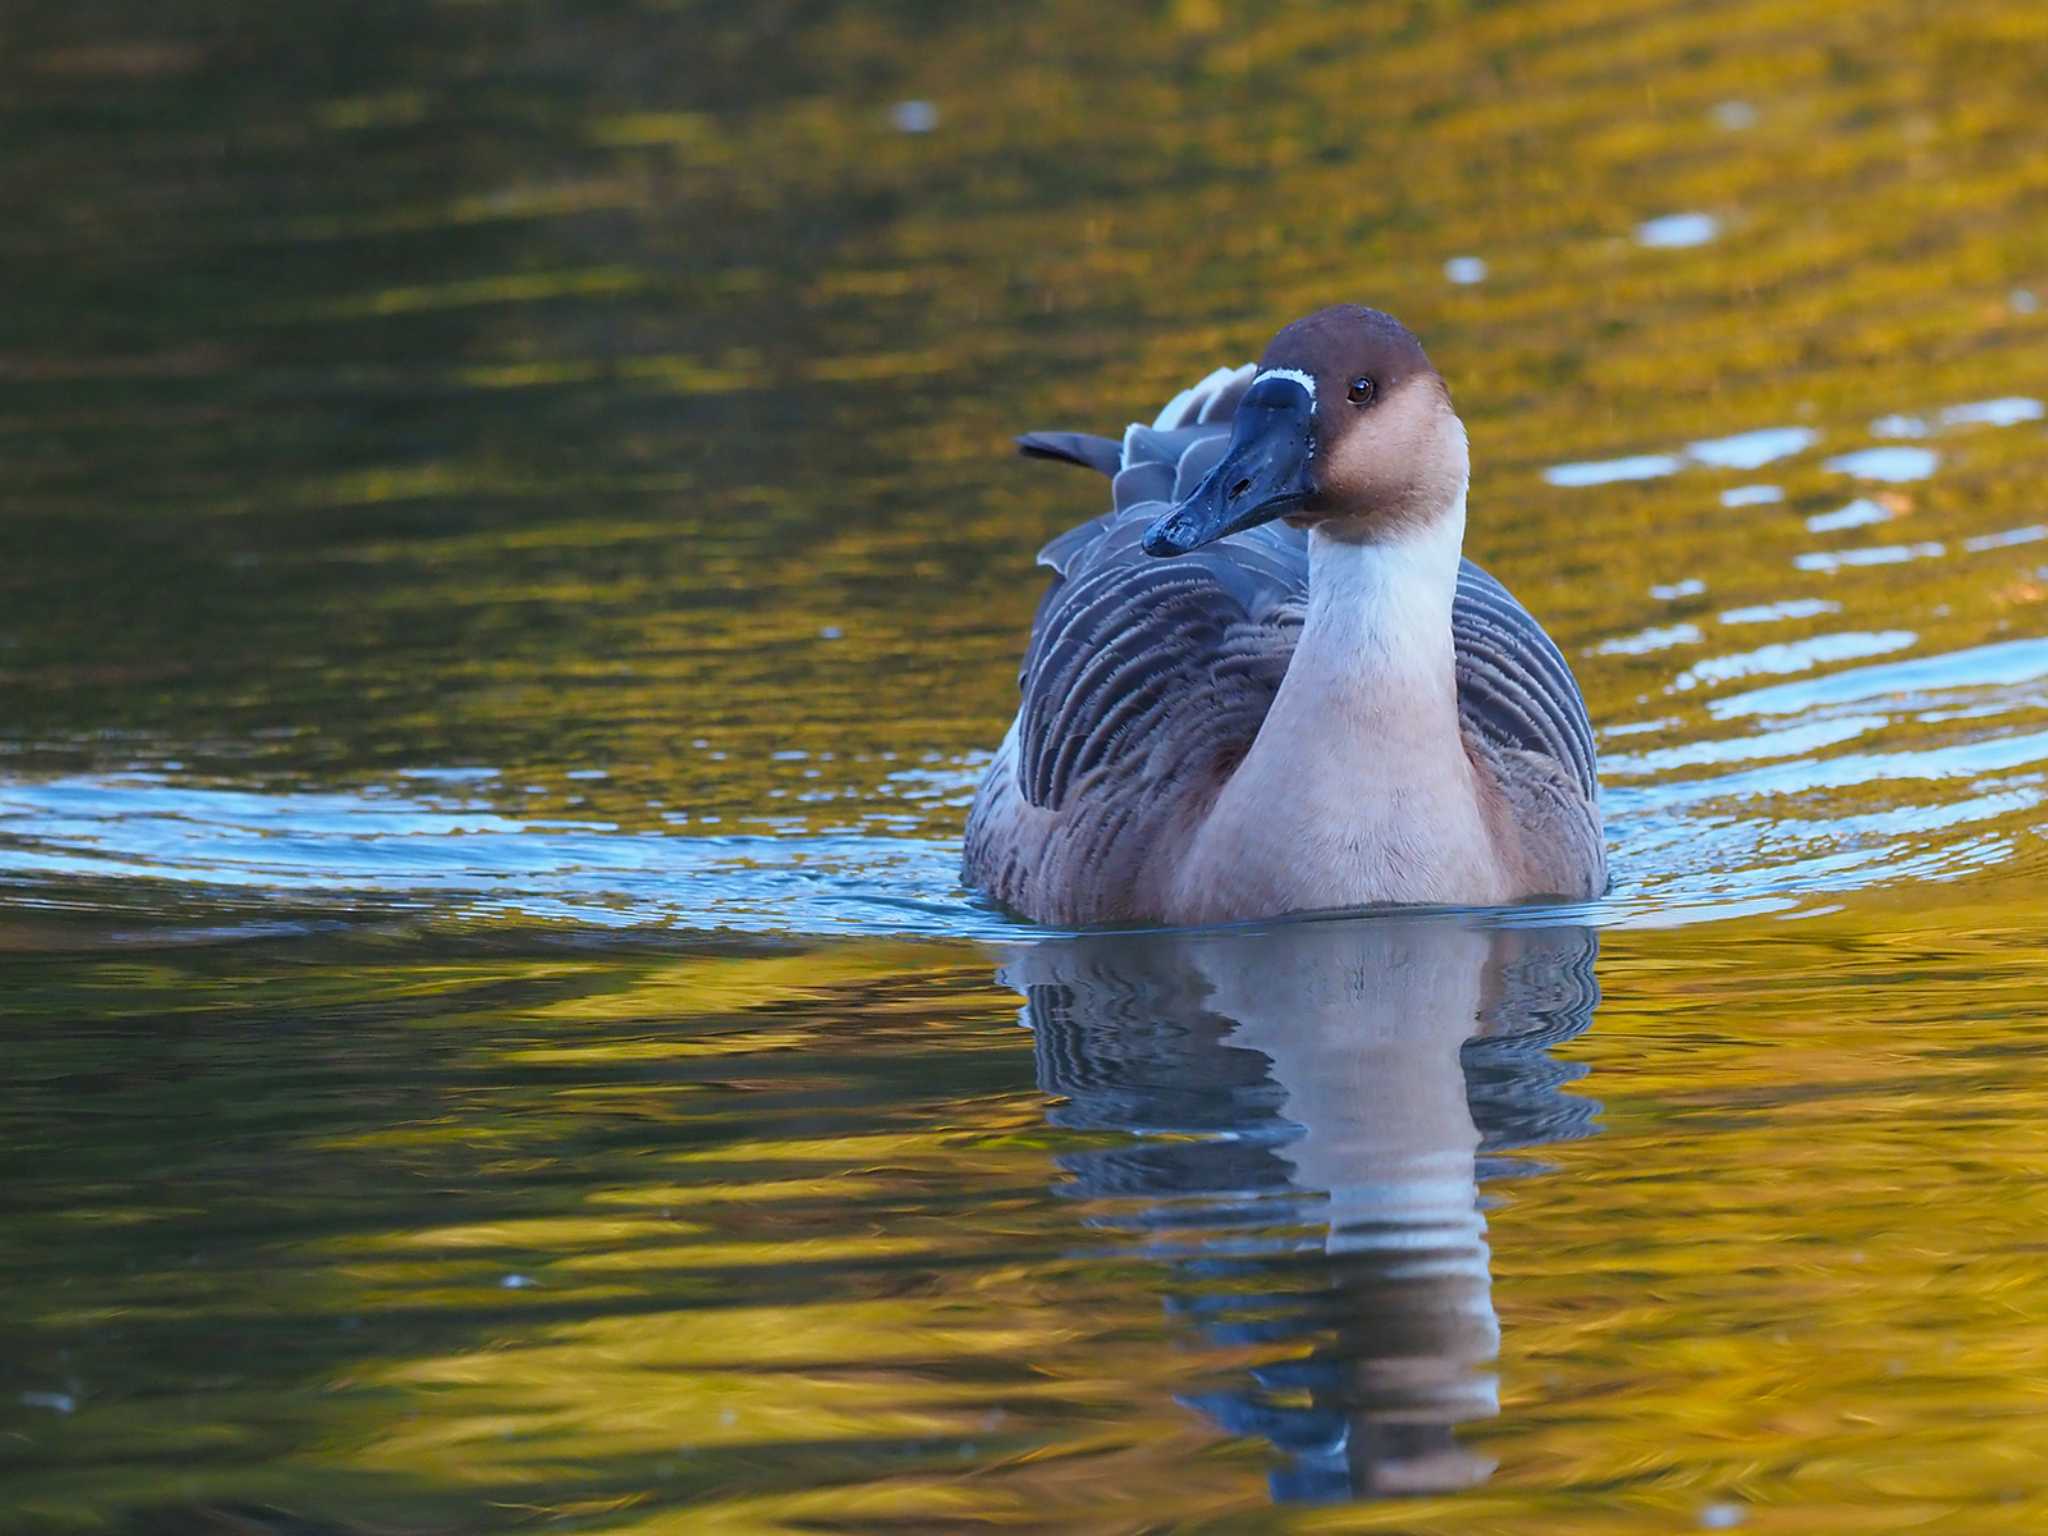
1283;494;1467;732
1166;487;1499;921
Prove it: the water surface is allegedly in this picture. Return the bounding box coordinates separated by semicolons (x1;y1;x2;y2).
6;1;2048;1530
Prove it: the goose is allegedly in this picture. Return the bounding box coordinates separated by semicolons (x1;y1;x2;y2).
963;305;1605;926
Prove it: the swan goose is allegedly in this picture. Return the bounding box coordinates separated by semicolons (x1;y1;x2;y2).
963;305;1605;925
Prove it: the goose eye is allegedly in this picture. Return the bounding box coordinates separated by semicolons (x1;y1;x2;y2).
1346;376;1376;406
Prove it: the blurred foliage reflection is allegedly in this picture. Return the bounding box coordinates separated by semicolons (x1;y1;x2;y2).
6;0;2048;1529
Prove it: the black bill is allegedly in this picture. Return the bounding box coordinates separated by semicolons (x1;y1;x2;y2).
1142;373;1316;556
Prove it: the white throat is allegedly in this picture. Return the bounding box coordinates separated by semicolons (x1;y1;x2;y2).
1292;492;1468;713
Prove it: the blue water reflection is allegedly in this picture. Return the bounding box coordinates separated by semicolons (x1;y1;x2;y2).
1001;915;1599;1500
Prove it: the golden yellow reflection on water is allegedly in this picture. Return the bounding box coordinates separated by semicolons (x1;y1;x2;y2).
6;0;2048;1530
240;896;2042;1534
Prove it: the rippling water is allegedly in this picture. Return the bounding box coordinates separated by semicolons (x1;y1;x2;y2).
7;1;2048;1531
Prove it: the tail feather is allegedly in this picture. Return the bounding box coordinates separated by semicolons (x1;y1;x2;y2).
1012;363;1255;481
1016;431;1122;477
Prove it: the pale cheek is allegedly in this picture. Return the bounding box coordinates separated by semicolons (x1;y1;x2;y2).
1321;433;1382;502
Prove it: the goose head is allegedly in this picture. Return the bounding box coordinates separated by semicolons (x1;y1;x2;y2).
1143;305;1470;556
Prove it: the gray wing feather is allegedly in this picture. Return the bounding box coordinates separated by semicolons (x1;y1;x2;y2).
1112;461;1175;512
1451;564;1599;802
1017;529;1301;811
1175;434;1229;496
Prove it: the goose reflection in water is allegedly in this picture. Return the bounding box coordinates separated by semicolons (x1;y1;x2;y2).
999;915;1600;1503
